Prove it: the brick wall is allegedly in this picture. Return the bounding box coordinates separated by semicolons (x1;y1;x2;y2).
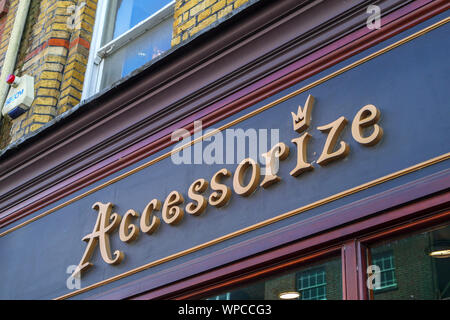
0;0;255;149
0;0;97;147
171;0;252;46
0;0;10;146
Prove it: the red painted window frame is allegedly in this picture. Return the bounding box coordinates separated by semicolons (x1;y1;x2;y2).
130;191;450;300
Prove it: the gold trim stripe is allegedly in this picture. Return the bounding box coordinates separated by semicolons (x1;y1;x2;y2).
55;152;450;300
1;17;448;239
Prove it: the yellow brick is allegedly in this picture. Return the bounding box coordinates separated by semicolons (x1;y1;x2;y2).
32;114;53;123
218;5;233;19
20;118;33;128
190;14;217;36
58;95;79;108
45;46;69;57
175;0;199;18
175;13;183;26
58;105;71;115
45;55;67;65
80;20;94;33
67;53;88;66
37;79;61;90
34;97;58;106
63;68;85;84
204;0;219;7
41;62;64;73
183;11;189;22
175;17;196;34
190;2;208;17
32;106;56;115
51;22;70;31
40;71;63;81
83;5;97;18
37;88;60;98
60;86;82;100
198;8;212;22
30;123;44;132
234;0;249;9
171;36;181;47
212;0;226;14
65;60;86;74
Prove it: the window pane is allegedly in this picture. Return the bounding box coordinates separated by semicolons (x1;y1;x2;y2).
100;16;173;89
204;255;342;300
368;223;450;300
113;0;172;39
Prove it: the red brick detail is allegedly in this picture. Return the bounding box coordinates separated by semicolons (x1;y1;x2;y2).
48;38;70;48
24;38;70;61
69;37;90;50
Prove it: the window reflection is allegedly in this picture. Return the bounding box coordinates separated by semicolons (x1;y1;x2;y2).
205;255;342;300
113;0;173;39
297;267;327;300
369;223;450;300
99;0;173;89
372;251;397;291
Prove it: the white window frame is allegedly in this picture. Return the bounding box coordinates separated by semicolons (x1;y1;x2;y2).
82;0;175;100
297;267;327;300
372;252;397;291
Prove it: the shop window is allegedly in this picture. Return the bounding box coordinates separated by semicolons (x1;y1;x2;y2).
371;251;397;292
368;223;450;300
206;293;231;301
83;0;174;98
203;255;342;300
297;267;327;300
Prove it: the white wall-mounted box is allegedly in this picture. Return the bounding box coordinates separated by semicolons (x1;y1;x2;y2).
2;75;35;119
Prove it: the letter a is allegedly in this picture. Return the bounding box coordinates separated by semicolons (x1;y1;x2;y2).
72;202;123;277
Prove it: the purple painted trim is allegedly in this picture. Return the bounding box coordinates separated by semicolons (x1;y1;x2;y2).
84;0;435;163
88;168;450;300
96;0;434;156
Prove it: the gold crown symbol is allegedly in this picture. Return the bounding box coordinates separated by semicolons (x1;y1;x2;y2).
291;94;315;133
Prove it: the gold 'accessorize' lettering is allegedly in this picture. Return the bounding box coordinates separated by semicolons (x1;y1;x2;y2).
290;133;314;177
140;199;161;234
186;178;209;216
260;142;290;188
317;116;350;166
74;202;123;277
75;97;384;274
291;95;315;133
209;169;232;208
162;191;184;225
119;209;140;243
233;158;261;196
352;104;383;146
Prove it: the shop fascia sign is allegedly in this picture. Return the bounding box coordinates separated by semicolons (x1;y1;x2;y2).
72;94;383;278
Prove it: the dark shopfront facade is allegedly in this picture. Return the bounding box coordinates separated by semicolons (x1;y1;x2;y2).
0;0;449;300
